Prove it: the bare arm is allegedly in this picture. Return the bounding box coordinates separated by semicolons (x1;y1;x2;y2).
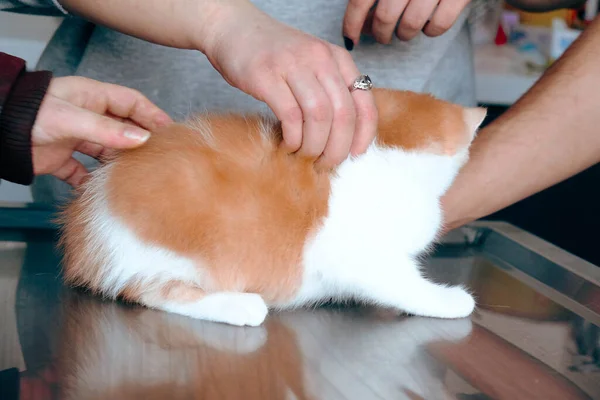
442;16;600;231
56;0;378;169
57;0;248;52
1;0;242;50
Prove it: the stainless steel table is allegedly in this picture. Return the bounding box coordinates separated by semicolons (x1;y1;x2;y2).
0;204;598;399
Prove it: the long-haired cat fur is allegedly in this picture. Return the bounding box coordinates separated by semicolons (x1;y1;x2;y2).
58;88;486;326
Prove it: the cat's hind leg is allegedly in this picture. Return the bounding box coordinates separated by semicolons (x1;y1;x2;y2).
125;281;268;326
349;259;476;319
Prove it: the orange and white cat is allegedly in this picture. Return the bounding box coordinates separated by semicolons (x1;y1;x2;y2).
58;88;486;326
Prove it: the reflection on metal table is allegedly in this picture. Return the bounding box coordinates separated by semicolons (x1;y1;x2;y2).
0;204;598;399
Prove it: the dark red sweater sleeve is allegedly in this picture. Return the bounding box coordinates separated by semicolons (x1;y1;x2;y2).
0;52;52;185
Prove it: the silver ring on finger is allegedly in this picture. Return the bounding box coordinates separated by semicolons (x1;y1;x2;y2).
349;74;373;92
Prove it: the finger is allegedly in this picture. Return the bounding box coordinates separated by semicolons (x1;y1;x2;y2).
39;365;58;384
53;157;89;187
314;57;356;168
49;76;172;130
107;112;146;129
343;0;377;47
331;49;378;157
361;9;376;36
396;0;439;41
106;113;130;124
423;0;470;37
257;79;304;153
287;70;333;159
38;97;152;148
97;82;173;130
75;141;106;159
76;142;118;162
372;0;409;44
20;378;52;400
73;114;142;160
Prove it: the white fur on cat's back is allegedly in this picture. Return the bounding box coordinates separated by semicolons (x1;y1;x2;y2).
281;144;476;319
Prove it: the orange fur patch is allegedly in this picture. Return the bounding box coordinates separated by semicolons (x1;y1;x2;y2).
107;114;330;303
373;88;472;155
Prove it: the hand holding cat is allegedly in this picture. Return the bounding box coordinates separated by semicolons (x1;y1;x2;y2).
343;0;472;46
32;77;172;186
200;2;378;169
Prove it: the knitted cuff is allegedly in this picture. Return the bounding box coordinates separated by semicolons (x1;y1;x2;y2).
0;71;53;185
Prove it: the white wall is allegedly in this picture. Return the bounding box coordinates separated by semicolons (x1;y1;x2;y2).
0;13;62;68
0;12;62;202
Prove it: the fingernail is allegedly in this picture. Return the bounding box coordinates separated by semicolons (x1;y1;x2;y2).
344;36;354;51
124;129;151;143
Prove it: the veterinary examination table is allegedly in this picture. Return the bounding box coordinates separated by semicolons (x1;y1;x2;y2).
0;204;598;399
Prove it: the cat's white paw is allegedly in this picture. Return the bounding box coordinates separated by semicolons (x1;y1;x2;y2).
433;287;475;319
160;292;269;327
397;286;476;319
209;293;269;327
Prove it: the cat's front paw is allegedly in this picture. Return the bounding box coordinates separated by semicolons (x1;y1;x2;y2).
436;287;476;319
213;293;269;327
406;286;476;319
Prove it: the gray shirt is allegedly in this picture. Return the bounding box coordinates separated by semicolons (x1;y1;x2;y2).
1;0;477;204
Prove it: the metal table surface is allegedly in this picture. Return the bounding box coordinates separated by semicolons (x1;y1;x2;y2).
0;205;599;399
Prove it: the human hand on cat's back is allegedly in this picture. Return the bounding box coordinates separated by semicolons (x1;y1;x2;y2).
32;77;172;186
199;1;378;168
343;0;472;45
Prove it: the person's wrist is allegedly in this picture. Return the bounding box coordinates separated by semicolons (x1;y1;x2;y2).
191;0;255;57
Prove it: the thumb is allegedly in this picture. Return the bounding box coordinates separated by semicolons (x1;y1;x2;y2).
36;96;152;149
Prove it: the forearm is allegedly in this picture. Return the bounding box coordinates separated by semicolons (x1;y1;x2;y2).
58;0;251;53
442;16;600;231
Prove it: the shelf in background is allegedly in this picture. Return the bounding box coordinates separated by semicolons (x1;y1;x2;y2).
474;43;544;106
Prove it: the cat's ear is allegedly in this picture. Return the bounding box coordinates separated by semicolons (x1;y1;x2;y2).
463;107;487;138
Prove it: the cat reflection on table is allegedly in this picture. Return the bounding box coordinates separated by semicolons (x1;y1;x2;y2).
58;88;486;326
55;292;473;400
